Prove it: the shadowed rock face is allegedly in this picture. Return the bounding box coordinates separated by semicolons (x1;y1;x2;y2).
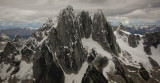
78;11;92;38
82;66;108;83
87;49;97;63
92;10;108;45
33;44;64;83
144;46;152;55
113;57;129;83
148;57;159;67
0;42;19;64
143;32;160;48
92;10;120;55
128;34;140;48
48;6;87;74
143;32;160;55
139;67;150;81
21;46;33;62
56;6;75;46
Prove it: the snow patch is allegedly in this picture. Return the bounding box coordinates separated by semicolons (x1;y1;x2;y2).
64;62;88;83
121;30;131;35
81;37;112;59
15;61;33;80
0;63;14;79
14;55;22;61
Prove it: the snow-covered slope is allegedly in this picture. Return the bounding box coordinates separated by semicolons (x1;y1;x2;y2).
114;27;160;82
115;31;151;70
115;28;160;67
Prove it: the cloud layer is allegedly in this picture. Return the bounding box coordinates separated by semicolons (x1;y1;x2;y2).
0;0;160;27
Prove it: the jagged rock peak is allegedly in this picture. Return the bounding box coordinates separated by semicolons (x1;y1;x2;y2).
75;10;92;38
94;9;104;16
13;35;21;42
65;5;74;11
40;17;55;31
58;5;75;20
118;23;126;31
93;9;105;22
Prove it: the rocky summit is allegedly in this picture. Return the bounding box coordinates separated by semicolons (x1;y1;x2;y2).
0;6;160;83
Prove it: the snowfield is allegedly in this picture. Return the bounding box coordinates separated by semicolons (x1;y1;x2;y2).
81;37;112;59
114;30;159;71
64;62;88;83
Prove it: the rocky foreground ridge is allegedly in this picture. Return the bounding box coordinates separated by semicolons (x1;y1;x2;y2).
0;6;160;83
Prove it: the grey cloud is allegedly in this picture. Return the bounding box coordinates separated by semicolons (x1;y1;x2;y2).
79;0;107;4
0;0;160;27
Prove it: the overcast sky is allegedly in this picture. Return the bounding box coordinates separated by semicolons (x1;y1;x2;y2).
0;0;160;28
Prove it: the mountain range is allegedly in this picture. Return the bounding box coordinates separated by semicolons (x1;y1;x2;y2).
125;25;160;35
0;24;159;40
0;28;37;39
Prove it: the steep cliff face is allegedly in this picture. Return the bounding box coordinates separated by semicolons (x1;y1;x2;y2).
0;6;160;83
48;6;87;74
92;10;120;56
143;32;160;55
